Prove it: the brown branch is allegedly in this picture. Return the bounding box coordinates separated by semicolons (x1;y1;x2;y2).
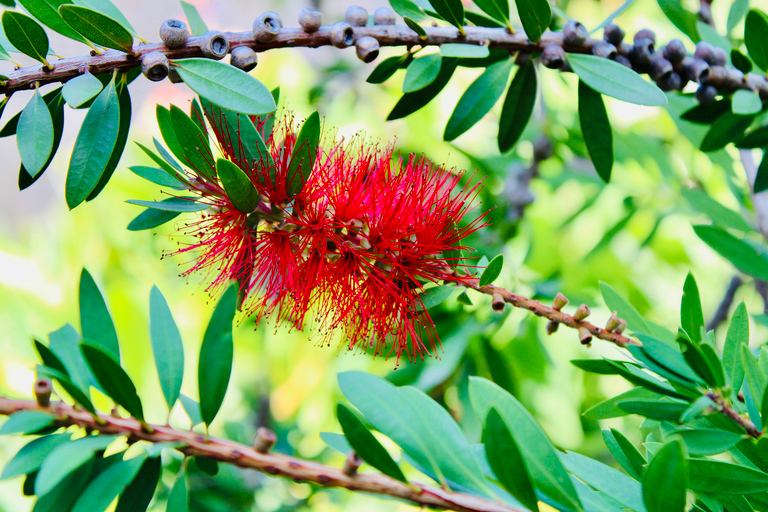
708;392;761;438
0;397;520;512
706;275;742;331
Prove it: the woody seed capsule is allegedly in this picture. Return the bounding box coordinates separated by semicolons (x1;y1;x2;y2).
592;41;617;59
330;22;355;48
230;46;258;72
541;44;565;69
562;19;588;46
253;11;283;42
298;8;322;33
373;7;396;25
355;36;380;63
200;30;229;60
159;19;189;48
573;304;590;320
34;378;51;407
141;51;169;81
345;5;369;27
553;292;569;311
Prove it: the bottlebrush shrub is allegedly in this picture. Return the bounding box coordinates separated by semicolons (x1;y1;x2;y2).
128;94;488;361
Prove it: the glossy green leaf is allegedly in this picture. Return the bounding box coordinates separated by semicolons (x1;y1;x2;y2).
700;112;755;152
337;403;407;482
157;106;185;166
65;78;120;209
35;435;118;496
79;268;119;361
135;142;189;188
367;54;409;84
128;166;185;190
286;111;320;197
70;454;146;512
568;54;667;106
82;344;144;420
724;301;749;391
180;0;207;35
403;53;442;93
0;411;55;435
473;0;510;25
194;456;218;476
602;428;645;479
689;458;768;494
485;408;538;511
170;105;214;179
72;0;137;35
320;432;353;454
478;254;503;286
657;0;699;42
149;285;184;411
404;16;427;38
46;324;91;392
190;97;206;136
693;224;768;281
167;469;188;512
17;0;88;42
126;197;207;212
515;0;551;42
127;208;181;231
172;59;276;115
457;290;473;305
390;0;428;20
114;456;161;512
59;5;132;52
699;342;725;388
757;151;768;193
746;9;768;70
731;48;754;73
388;58;458;120
560;450;643;510
2;11;49;64
62;71;103;108
578;81;613;182
216;158;260;213
469;377;583;511
642;439;687;512
498;61;536;152
198;285;236;427
743;344;767;407
618;399;688;421
415;285;454;310
428;0;464;30
440;43;490;58
681;188;753;232
678;429;744;456
179;394;203;426
733;89;763;115
583;388;660;419
632;333;701;384
1;434;71;480
681;272;704;343
678;395;716;424
17;90;53;178
444;57;512;141
600;281;651;334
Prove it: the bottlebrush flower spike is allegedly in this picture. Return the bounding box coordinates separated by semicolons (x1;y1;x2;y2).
159;99;488;362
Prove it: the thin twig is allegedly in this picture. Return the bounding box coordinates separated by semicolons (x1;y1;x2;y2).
0;397;520;512
708;392;761;438
706;276;742;331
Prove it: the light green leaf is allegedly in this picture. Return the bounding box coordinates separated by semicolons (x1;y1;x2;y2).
149;285;184;411
415;285;455;310
689;458;768;494
403;54;442;93
181;0;207;35
732;89;763;115
677;429;744;456
568;54;667;106
578;81;613;182
559;450;644;510
179;394;203;426
642;439;687;512
681;188;754;233
198;285;236;427
728;0;750;34
723;301;749;391
1;434;71;479
17;90;54;178
70;454;146;512
35;435;118;496
128;166;186;190
62;70;104;109
600;281;651;334
166;469;188;512
0;411;55;435
478;254;503;286
693;224;768;281
440;43;490;58
126;197;207;212
59;5;133;53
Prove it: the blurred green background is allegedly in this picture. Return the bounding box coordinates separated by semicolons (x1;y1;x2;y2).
2;0;768;510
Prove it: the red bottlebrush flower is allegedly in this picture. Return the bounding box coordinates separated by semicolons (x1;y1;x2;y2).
163;101;488;362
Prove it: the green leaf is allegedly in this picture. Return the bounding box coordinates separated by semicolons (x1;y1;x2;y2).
1;434;71;479
2;11;49;64
681;272;705;343
478;254;503;286
135;141;188;187
728;0;750;34
428;0;464;30
81;344;144;420
514;0;551;42
388;58;458;120
444;57;512;141
440;43;490;58
457;290;473;305
600;281;651;334
746;9;768;70
17;0;88;42
733;89;763;115
390;0;428;20
126;197;207;212
568;54;668;106
72;0;137;36
338;371;493;496
198;285;236;427
157;106;185;167
498;61;536;153
35;435;118;496
578;81;613;182
404;16;427;38
172;59;276;116
17;90;53;178
415;285;454;310
37;365;95;414
128;166;185;190
170;105;214;179
657;0;699;42
643;439;687;512
583;388;660;419
0;411;55;435
560;450;643;510
65;77;120;209
631;333;702;384
485;408;538;511
469;377;583;511
693;224;768;281
337;403;407;483
724;301;749;391
59;5;133;52
286;111;320;197
62;71;104;108
602;428;645;480
682;188;754;232
618;399;688;421
126;209;181;231
114;456;161;512
367;54;409;84
167;469;188;512
473;0;510;25
194;456;218;475
180;0;207;35
179;394;203;426
216;158;260;213
149;285;184;411
731;48;754;73
320;432;352;454
70;454;146;512
403;53;442;93
700;112;755;152
743;344;767;407
79;268;120;361
689;459;768;494
757;151;768;194
678;429;744;456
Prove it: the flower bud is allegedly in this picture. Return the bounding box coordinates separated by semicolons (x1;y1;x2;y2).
541;44;565;69
254;427;277;453
573;304;590;321
141;50;169;81
200;30;229;60
663;38;687;63
253;11;283;43
355;36;380;63
605;311;621;332
298;8;322;33
563;19;588;46
230;46;257;71
330;21;355;48
592;41;617;59
373;7;396;25
615;318;627;334
345;5;369;27
159;19;189;48
603;22;625;45
34;378;52;407
553;292;569;311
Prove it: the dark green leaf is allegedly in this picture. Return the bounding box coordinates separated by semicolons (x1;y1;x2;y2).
34;435;118;496
583;387;661;419
498;61;536;152
79;268;119;362
444;57;512;141
403;16;427;38
367;54;408;84
114;455;161;512
415;285;454;310
571;358;626;375
689;459;768;494
198;285;236;427
578;81;613;182
464;10;505;28
514;0;551;42
428;0;464;30
193;456;218;476
732;49;754;73
699;342;725;388
681;98;731;124
126;197;207;212
600;281;651;334
390;0;428;21
149;285;184;411
70;454;146;512
732;89;763;115
190;97;206;137
65;77;120;209
403;53;442;93
216;158;260;213
128;166;186;190
135;141;189;188
746;9;768;70
682;188;754;232
618;399;688;421
388;58;458;120
678;429;744;456
59;5;133;52
728;0;750;34
757;151;768;194
642;439;687;512
693;224;768;281
677;331;719;387
2;11;49;64
286;111;320;197
681;272;704;343
478;254;503;286
457;290;473;305
127;207;182;231
72;0;137;35
657;0;700;42
62;71;104;108
632;333;702;384
473;0;510;25
167;469;188;512
180;394;203;426
724;301;749;391
337;403;407;482
700;112;755;152
172;58;276;115
602;428;645;479
440;43;490;58
157;105;185;166
0;411;55;435
17;0;88;42
170;104;214;179
568;54;668;106
82;344;144;420
485;408;538;511
1;434;71;480
17;90;53;178
180;0;207;35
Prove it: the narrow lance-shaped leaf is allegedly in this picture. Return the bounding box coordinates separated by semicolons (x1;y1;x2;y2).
515;0;551;42
58;5;133;53
473;0;510;26
745;9;768;71
17;90;54;178
642;439;687;512
428;0;464;32
170;105;215;179
0;411;55;435
286;111;320;197
114;456;162;512
478;254;503;287
1;433;72;480
688;459;768;494
69;454;147;512
723;301;749;391
127;197;208;212
568;54;668;106
694;224;768;281
149;286;184;411
388;58;458;120
700;112;755;152
602;428;645;480
79;268;120;361
17;0;88;43
681;272;705;342
127;205;182;231
2;11;49;64
498;61;537;153
81;343;144;420
34;435;119;496
756;151;768;194
181;0;208;35
217;158;260;213
167;468;189;512
578;81;613;182
72;0;138;36
402;53;442;93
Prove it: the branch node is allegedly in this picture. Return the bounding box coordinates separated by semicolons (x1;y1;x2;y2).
553;292;569;311
254;426;277;453
578;326;592;346
605;311;621;332
33;378;51;407
491;292;505;312
343;451;362;476
573;304;591;321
